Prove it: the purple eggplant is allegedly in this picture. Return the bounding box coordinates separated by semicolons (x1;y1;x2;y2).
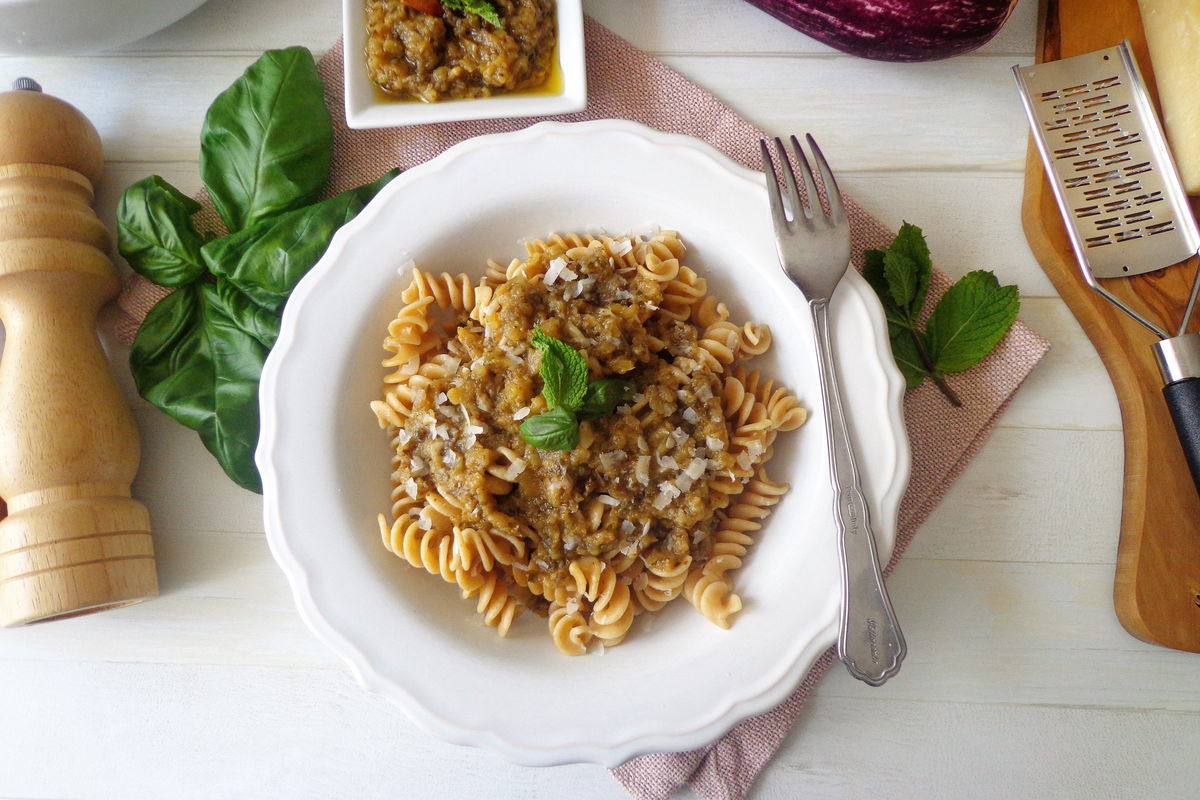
744;0;1019;62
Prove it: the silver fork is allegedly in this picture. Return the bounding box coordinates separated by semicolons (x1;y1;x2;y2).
760;134;905;687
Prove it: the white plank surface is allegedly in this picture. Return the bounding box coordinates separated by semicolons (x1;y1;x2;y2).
3;0;1199;798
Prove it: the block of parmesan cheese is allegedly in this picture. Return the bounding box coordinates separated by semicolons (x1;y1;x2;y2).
1139;0;1200;194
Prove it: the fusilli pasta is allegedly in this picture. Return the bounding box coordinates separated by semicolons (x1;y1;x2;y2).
372;231;805;653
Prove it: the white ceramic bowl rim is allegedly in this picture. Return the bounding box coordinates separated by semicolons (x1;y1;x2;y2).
259;119;910;766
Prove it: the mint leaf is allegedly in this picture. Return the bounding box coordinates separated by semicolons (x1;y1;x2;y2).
531;326;589;411
882;222;932;321
925;270;1020;374
889;331;930;389
519;406;579;451
863;223;1012;407
863;248;908;331
443;0;503;27
577;379;635;421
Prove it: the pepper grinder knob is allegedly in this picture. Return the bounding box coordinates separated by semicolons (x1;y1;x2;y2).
0;81;156;625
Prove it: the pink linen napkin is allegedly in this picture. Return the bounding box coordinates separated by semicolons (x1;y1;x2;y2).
112;18;1050;800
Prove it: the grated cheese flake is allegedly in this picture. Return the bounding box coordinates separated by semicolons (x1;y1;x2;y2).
682;407;700;425
513;406;531;421
597;494;620;507
502;459;527;481
544;257;569;284
705;435;725;452
636;455;651;485
599;450;627;470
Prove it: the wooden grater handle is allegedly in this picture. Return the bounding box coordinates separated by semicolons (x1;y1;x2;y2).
0;83;156;625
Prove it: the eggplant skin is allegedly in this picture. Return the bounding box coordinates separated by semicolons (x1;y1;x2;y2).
744;0;1019;62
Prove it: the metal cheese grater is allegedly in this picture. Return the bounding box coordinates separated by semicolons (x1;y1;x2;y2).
1015;41;1200;493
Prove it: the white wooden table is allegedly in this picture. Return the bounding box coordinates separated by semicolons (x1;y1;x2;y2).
2;1;1197;797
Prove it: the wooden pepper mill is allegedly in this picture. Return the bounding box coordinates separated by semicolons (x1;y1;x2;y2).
0;78;156;625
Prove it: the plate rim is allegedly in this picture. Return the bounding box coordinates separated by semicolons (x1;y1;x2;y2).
259;119;912;766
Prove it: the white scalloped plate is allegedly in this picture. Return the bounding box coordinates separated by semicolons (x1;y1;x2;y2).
258;120;910;767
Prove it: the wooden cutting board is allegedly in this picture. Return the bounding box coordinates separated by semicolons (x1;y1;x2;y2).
1022;0;1200;651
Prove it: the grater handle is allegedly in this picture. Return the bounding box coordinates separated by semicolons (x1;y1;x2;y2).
1162;378;1200;495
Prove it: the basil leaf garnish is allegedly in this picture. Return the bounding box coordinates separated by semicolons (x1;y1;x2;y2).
519;406;580;451
577;379;635;421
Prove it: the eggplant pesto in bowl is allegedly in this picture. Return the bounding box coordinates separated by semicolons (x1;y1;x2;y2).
365;0;556;103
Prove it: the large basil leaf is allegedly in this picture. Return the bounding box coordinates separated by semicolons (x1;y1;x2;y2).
200;46;332;233
208;278;281;349
200;170;398;312
117;176;209;287
131;283;268;493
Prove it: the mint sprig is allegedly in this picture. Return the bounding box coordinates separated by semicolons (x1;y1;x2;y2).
863;223;1019;407
520;326;633;451
443;0;503;27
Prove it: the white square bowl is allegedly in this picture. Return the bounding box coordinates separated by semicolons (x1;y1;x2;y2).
342;0;586;129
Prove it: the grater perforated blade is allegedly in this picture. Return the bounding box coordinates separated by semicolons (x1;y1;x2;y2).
1015;42;1200;285
1015;41;1200;495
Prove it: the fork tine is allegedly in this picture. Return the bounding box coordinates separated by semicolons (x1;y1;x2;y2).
806;133;845;225
788;135;821;225
759;139;788;229
772;137;806;223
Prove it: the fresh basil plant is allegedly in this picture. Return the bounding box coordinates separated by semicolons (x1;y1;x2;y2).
119;46;398;492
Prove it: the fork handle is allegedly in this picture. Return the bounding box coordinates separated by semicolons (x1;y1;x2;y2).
811;299;906;686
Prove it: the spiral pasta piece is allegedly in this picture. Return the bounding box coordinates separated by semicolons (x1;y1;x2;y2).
379;294;439;378
454;526;525;572
548;603;593;656
737;322;772;357
380;514;460;584
683;565;742;629
409;267;476;312
732;366;807;432
568;557;635;646
459;569;522;636
690;295;729;328
660;267;708;322
697;320;742;372
632;555;691;612
523;232;590;256
637;238;681;283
